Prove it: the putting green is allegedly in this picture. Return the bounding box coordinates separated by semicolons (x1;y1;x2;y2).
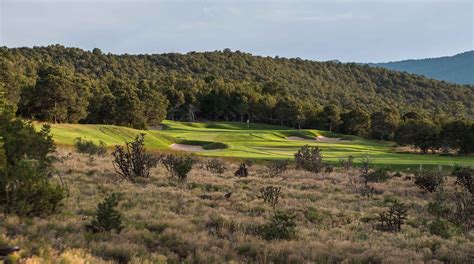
36;120;474;169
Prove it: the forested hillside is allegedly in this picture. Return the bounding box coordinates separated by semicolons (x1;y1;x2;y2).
1;45;473;132
371;51;474;85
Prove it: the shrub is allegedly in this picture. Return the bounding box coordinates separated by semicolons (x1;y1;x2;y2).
452;165;473;194
162;154;196;181
112;134;159;182
294;145;324;173
449;190;474;231
1;120;55;170
428;188;473;231
367;168;390;183
414;169;444;193
259;211;296;240
429;218;452;238
377;200;408;232
324;164;334;174
74;137;107;156
87;193;124;233
234;163;249;177
266;160;289;177
259;186;282;209
427;189;451;218
359;153;372;186
339;155;354;170
0;119;65;217
205;158;227;174
0;160;65;216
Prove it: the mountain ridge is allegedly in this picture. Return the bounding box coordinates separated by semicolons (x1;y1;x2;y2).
370;51;474;85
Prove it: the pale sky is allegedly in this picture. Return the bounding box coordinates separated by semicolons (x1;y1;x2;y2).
0;0;472;62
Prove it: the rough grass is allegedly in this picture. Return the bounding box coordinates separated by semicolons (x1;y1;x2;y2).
34;120;474;169
1;149;473;263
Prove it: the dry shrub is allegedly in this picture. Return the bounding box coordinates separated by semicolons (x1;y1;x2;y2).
266;160;289;177
112;134;159;182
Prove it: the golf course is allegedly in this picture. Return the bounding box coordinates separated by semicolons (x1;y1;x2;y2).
37;120;474;169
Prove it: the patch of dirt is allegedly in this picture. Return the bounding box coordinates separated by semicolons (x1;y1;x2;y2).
170;143;204;152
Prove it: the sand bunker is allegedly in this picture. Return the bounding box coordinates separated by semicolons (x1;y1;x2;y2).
170;143;204;152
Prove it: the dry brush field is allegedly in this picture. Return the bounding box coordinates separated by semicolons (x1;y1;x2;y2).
1;148;473;263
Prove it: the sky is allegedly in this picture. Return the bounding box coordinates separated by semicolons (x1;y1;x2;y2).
0;0;472;62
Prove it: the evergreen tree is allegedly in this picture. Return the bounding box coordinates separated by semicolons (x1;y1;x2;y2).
371;108;400;140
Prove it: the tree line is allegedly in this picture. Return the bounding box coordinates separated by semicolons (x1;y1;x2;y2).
0;45;473;153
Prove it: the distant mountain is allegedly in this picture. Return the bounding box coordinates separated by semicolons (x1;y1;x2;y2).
370;51;474;85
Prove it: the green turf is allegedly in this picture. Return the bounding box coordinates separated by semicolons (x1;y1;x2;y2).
35;120;474;170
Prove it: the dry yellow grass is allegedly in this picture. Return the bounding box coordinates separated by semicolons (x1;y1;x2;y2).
1;148;473;263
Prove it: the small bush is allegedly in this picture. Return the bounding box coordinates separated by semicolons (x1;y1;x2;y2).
339;155;354;170
324;164;334;174
259;186;282;209
205;158;227;174
429;218;452;238
294;145;324;173
428;188;473;231
367;168;390;183
449;190;474;231
414;169;444;193
74;137;107;156
259;211;296;240
452;165;473;194
87;193;124;233
162;154;196;181
377;200;408;232
234;163;249;177
112;134;160;182
266;160;289;177
427;189;451;218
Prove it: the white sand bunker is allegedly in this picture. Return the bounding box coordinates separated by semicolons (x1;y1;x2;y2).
170;143;204;152
286;135;349;143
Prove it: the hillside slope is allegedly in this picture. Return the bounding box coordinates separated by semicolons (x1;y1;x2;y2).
2;45;473;119
371;51;474;85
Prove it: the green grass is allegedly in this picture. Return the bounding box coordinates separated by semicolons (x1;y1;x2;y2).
35;120;474;169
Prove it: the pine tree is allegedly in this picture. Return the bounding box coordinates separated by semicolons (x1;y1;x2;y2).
89;193;124;233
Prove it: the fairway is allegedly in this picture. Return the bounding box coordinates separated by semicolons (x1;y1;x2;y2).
38;120;474;169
